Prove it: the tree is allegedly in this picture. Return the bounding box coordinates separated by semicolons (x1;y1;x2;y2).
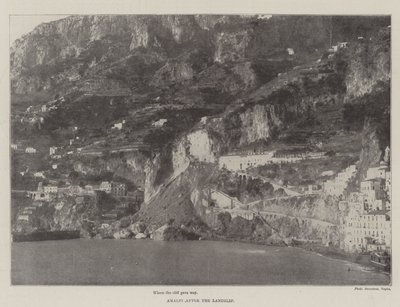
69;170;79;181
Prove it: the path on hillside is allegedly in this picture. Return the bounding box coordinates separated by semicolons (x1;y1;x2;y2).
212;206;334;227
235;171;302;196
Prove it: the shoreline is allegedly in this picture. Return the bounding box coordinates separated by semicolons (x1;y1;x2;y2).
11;234;390;276
290;243;391;275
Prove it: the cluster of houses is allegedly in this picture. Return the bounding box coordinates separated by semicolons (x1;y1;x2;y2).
17;96;66;127
328;41;349;54
28;180;136;201
112;120;126;131
11;143;38;154
340;161;391;254
16;206;37;222
16;180;145;224
25;96;65;116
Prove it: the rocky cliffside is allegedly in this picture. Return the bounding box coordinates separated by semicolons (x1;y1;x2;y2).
345;28;390;99
11;15;390;95
73;152;147;188
11;15;391;246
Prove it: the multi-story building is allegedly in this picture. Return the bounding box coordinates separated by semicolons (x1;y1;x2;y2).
111;182;126;196
366;163;388;180
30;191;50;201
343;210;391;253
342;162;392;254
219;152;275;171
219;150;326;172
360;178;386;211
25;147;37;154
99;181;112;193
43;185;58;194
49;146;58;155
305;184;322;194
127;189;144;204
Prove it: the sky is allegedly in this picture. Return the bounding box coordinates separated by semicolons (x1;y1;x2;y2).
9;15;68;43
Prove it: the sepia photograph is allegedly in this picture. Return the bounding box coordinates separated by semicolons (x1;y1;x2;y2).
9;14;391;286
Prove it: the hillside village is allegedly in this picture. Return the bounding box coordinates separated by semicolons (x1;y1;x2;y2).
11;113;392;257
10;15;391;270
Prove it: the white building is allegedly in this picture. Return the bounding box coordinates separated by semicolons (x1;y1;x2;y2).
366;163;388;180
30;191;50;201
17;215;30;222
44;185;58;194
99;181;112;193
287;48;294;55
200;116;208;125
305;184;322;194
25;147;37;154
219;151;325;172
33;172;45;179
49;146;57;155
321;170;334;177
113;122;123;130
343;210;391;253
11;144;18;150
219;152;275;171
153;119;168;127
209;189;242;210
360;178;386;212
84;185;95;195
111;182;126;196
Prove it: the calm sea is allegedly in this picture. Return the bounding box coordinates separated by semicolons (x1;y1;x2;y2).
11;239;390;285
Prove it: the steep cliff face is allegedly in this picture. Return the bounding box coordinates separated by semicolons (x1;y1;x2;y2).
144;152;163;202
139;163;217;229
345;28;390;99
73;152;147;188
358;119;388;180
12;15;389;95
14;195;98;236
144;129;217;202
10;15;208;94
187;130;216;163
238;104;283;145
11;16;391;245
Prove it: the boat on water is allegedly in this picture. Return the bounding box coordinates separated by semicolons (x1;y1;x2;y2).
12;230;80;242
370;252;391;272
